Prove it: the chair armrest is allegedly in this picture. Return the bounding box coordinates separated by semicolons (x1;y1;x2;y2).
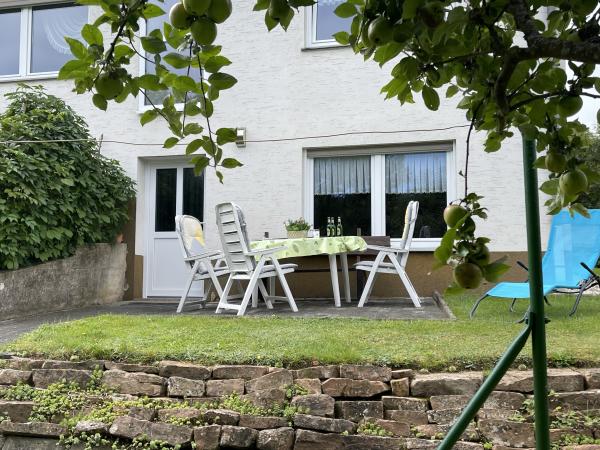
367;245;408;254
245;246;287;257
184;250;222;262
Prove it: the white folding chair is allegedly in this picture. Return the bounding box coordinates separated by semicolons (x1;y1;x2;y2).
355;201;421;308
175;215;231;313
214;202;299;316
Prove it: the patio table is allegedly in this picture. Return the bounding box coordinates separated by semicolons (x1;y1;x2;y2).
250;236;367;307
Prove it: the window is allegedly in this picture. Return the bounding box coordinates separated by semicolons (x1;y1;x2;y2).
0;3;87;79
142;0;201;106
306;145;454;249
305;0;352;48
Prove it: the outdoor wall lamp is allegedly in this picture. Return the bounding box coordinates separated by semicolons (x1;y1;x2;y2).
236;128;246;148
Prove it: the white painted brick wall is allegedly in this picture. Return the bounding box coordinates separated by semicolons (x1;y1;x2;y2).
0;0;551;258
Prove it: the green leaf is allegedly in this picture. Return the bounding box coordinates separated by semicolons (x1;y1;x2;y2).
186;139;204;154
164;53;191;69
540;178;559;195
434;228;456;264
183;123;203;135
163;137;179;149
92;94;107;111
334;2;357;18
264;11;278;31
422;85;440;111
216;127;237;145
483;258;510;282
402;0;420;19
333;31;350;46
142;3;165;19
58;59;89;80
140;109;158;126
174;76;198;93
208;73;237;90
141;36;167;54
253;0;270;11
65;37;87;59
81;24;103;46
192;155;210;174
374;42;402;67
446;85;459;98
204;56;232;73
61;178;75;186
138;74;167;91
221;158;243;169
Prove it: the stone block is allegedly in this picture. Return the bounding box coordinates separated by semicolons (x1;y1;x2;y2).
0;421;66;438
0;437;61;450
549;390;600;410
413;423;479;441
293;366;339;380
243;388;287;408
290;394;334;417
158;361;211;380
321;378;390;397
203;408;240;425
392;369;414;379
382;396;429;411
580;369;600;389
391;378;410;396
74;420;109;434
104;362;159;374
32;369;92;389
206;379;244;397
427;408;463;425
0;370;32;386
245;370;293;393
293;414;356;433
219;425;258;449
0;401;34;422
238;415;288;429
361;418;411;437
157;407;203;422
40;360;104;371
294;378;321;394
411;372;483;396
478;419;535;448
405;438;484;449
384;409;429;425
257;427;295;450
109;416;192;446
168;377;206;397
339;364;392;382
496;369;584;393
212;365;269;380
102;369;165;396
334;400;383;422
194;424;221;450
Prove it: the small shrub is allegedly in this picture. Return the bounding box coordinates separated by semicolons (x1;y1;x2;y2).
357;420;393;437
0;85;135;269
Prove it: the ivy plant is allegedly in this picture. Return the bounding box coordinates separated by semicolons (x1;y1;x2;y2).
60;0;600;290
0;86;135;270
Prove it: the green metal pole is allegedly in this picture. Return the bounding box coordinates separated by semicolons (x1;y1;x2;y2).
522;137;551;450
438;324;531;449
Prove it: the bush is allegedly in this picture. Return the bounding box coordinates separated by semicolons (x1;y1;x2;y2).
0;85;135;269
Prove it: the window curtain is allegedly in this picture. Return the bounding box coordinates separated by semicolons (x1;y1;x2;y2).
385;152;446;194
314;156;370;195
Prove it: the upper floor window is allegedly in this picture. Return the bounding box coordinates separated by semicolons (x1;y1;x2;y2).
0;3;88;79
305;0;352;48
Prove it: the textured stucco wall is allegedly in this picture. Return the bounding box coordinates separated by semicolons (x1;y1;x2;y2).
0;244;127;320
0;1;552;297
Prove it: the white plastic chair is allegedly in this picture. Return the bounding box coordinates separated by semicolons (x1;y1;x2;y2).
215;202;298;316
175;215;231;313
355;201;421;308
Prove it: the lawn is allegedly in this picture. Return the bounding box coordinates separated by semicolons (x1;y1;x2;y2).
3;294;600;370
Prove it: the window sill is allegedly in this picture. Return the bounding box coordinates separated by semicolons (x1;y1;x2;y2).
0;72;58;83
302;42;350;51
391;238;441;252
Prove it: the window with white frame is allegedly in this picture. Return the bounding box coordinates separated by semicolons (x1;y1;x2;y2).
142;0;201;106
306;145;453;247
305;0;352;48
0;3;87;79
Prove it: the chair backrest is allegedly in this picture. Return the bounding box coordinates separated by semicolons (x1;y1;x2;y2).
175;215;207;269
398;201;419;267
215;202;256;274
542;209;600;288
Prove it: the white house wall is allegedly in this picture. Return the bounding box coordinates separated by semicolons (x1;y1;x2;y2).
0;0;551;266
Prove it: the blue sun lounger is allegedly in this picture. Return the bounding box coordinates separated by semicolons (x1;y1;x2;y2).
470;209;600;317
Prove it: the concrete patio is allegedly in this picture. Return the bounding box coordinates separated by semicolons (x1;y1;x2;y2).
0;296;452;344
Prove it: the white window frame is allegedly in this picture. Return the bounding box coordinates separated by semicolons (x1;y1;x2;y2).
304;2;348;49
0;1;88;82
303;142;456;251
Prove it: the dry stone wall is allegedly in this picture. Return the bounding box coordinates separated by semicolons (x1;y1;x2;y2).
0;356;599;449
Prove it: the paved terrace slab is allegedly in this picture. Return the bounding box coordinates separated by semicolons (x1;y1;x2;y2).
0;297;452;344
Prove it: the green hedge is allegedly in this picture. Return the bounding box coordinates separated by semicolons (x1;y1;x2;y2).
0;85;135;270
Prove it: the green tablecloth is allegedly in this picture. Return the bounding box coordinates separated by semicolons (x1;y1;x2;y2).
250;236;367;259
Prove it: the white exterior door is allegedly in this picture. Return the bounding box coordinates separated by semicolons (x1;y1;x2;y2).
145;162;205;297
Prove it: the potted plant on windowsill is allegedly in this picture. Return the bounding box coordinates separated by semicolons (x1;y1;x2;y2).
285;218;311;239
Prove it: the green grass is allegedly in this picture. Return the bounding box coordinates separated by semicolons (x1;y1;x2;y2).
3;294;600;370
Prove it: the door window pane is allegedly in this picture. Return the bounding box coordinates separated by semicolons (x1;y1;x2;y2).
315;0;352;42
0;10;20;76
183;168;204;221
155;168;177;232
314;156;371;236
30;4;88;73
385;153;447;238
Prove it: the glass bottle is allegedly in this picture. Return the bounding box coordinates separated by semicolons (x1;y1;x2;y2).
336;217;343;237
326;217;332;237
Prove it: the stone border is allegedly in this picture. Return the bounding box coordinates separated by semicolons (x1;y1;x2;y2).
0;357;598;449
